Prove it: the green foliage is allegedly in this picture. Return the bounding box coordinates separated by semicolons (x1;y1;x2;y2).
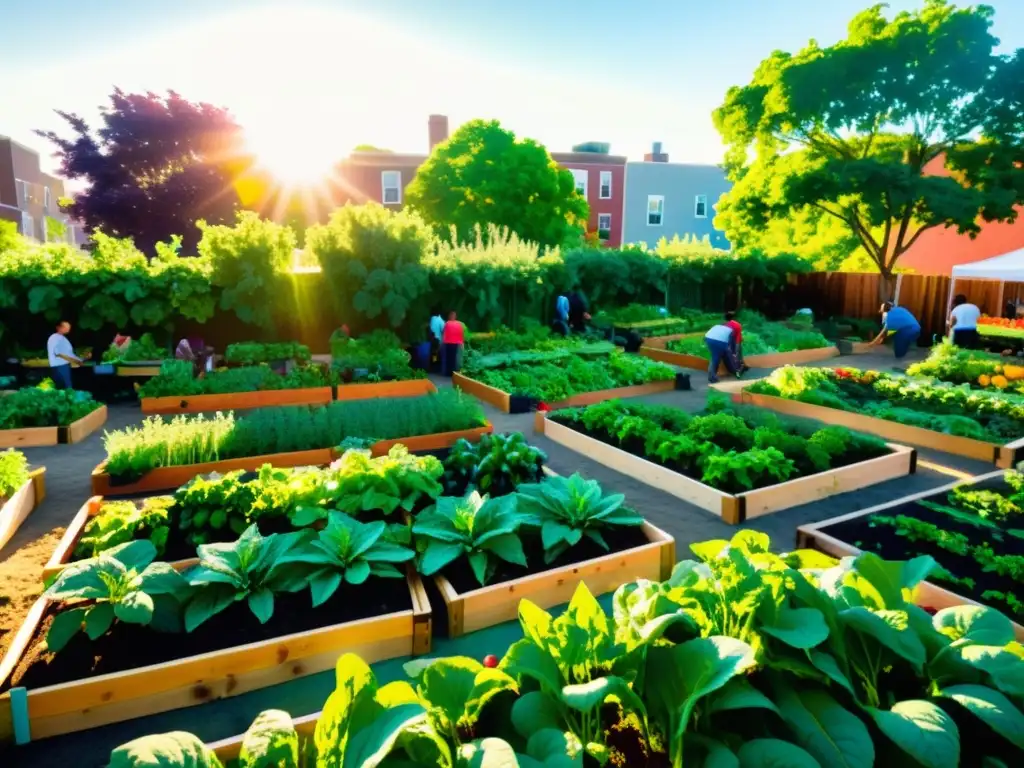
45;540;189;651
412;491;529;586
107;730;223;768
0;449;29;500
224;341;311;366
443;432;547;498
714;2;1024;283
516;473;643;563
0;384;102;429
138;363;335;399
307;203;432;328
665;310;833;358
907;342;1024;395
406;119;589;248
102;333;169;363
331;331;418;382
103;391;487;479
202;212;296;330
74;497;174;559
276;512;415;606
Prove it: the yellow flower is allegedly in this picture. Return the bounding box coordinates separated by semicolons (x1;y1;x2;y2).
992;375;1008;389
978;374;991;387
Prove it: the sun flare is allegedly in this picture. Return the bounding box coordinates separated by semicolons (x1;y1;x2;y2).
245;124;335;188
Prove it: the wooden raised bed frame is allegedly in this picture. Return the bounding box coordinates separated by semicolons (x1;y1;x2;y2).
0;468;46;553
734;389;1023;468
435;521;674;637
335;378;436;401
796;469;1024;642
0;570;432;744
0;406;107;449
90;423;494;495
453;372;675;414
640;333;839;373
535;413;917;524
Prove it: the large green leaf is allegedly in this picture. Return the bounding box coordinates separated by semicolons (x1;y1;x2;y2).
867;700;959;768
707;678;779;715
85;602;116;640
839;607;926;669
938;684;1024;749
736;739;820;768
342;702;430;768
108;731;224;768
184;584;237;632
46;606;86;652
482;533;527;567
115;591;155;625
762;607;829;649
525;729;582;768
774;688;873;768
957;645;1024;698
502;639;563;694
561;676;644;718
238;709;298;768
807;651;855;696
419;541;465;576
511;691;563;738
850;553;935;609
316;654;384;765
458;737;521;768
247;588;275;624
416;657;482;729
933;606;1015;648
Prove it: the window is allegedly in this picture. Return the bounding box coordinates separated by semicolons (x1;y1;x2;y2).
647;195;664;226
694;194;708;218
21;211;34;240
571;169;588;198
597;213;612;241
15;179;29;208
599;171;612;199
381;171;402;204
44;187;51;213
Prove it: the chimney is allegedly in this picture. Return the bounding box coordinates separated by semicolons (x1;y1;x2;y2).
428;115;449;151
644;141;669;163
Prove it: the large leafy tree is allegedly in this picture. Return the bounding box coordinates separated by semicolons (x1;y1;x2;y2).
37;89;251;254
406;119;589;248
714;1;1024;293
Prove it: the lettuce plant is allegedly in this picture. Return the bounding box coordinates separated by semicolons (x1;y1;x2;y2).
0;448;29;501
44;539;189;652
183;525;311;631
443;432;547;497
73;496;174;559
516;473;643;563
412;491;528;586
276;511;415;606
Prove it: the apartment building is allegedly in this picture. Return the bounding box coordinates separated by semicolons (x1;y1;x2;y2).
621;143;732;249
551;144;626;247
0;135;79;244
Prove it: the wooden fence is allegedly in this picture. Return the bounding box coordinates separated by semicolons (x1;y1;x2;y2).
789;273;1024;340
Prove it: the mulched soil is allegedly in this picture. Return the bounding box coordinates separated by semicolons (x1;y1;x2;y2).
0;527;65;662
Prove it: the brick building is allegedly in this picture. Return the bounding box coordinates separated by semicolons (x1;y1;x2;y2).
0;135;79;244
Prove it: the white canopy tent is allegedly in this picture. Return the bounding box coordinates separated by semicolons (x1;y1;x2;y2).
945;247;1024;321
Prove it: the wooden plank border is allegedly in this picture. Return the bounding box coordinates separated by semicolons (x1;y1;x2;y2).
62;405;107;444
452;373;511;412
0;571;431;743
335;378;437;401
738;390;1011;466
537;414;916;524
796;469;1024;642
140;388;333;415
435;521;674;637
640;335;840;373
453;372;676;413
116;365;162;377
0;468;45;553
0;405;107;448
369;423;493;456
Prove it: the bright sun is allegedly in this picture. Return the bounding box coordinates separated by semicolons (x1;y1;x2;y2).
246;124;334;187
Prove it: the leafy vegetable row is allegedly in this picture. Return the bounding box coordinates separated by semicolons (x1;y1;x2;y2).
0;383;102;430
552;395;890;493
101;333;169;363
224;341;311;366
101;390;487;480
107;532;1024;767
137;360;337;398
907;342;1024;394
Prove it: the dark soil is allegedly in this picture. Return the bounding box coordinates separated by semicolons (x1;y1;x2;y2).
551;418;891;493
441;525;653;595
821;478;1023;621
8;576;412;691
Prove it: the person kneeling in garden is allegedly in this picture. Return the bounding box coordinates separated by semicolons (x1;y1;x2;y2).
870;302;921;359
704;321;740;384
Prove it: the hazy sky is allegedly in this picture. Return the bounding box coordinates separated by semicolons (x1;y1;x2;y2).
1;0;1022;178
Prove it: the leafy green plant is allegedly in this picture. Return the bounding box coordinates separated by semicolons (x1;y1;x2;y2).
0;384;102;429
183;525;311;631
102;332;169;363
277;512;414;606
225;341;311;366
44;540;189;651
443;432;547;497
412;491;529;586
0;448;29;500
516;473;643;563
74;496;175;559
139;363;334;399
699;447;795;493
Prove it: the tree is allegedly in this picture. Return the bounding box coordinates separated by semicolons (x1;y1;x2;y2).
36;89;250;255
406;119;589;248
714;1;1024;295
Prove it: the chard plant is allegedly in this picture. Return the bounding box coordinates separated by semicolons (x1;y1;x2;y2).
515;473;644;563
44;539;189;652
412;491;528;587
183;525;311;631
276;511;415;606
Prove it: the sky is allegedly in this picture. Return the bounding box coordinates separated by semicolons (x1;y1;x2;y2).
1;0;1022;180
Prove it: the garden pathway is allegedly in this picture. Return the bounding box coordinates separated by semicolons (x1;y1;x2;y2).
3;345;1004;766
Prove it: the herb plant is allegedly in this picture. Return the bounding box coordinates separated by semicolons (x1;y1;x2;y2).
225;341;311;366
74;496;175;559
0;448;29;501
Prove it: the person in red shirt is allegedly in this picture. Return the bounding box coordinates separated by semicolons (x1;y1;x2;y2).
724;311;747;374
441;311;465;376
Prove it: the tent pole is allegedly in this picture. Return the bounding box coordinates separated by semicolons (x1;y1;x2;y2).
996;281;1005;317
894;273;904;304
944;277;957;336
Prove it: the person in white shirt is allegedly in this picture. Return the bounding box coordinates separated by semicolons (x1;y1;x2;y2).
704;323;740;384
47;320;87;389
948;294;981;348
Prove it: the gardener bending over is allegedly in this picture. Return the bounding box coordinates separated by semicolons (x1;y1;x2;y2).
704;322;740;384
870;302;921;359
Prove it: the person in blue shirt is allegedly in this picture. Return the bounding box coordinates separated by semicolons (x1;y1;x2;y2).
870;301;921;359
47;320;88;389
552;294;570;336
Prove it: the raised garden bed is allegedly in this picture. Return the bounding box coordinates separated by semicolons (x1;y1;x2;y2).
140;387;334;414
0;405;107;449
334;378;436;401
796;469;1024;641
737;384;1023;468
434;520;674;636
641;332;839;372
453;371;676;413
0;468;45;553
0;568;431;742
538;399;916;524
115;365;162;377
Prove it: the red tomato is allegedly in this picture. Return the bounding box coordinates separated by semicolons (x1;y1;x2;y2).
483;654;499;668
